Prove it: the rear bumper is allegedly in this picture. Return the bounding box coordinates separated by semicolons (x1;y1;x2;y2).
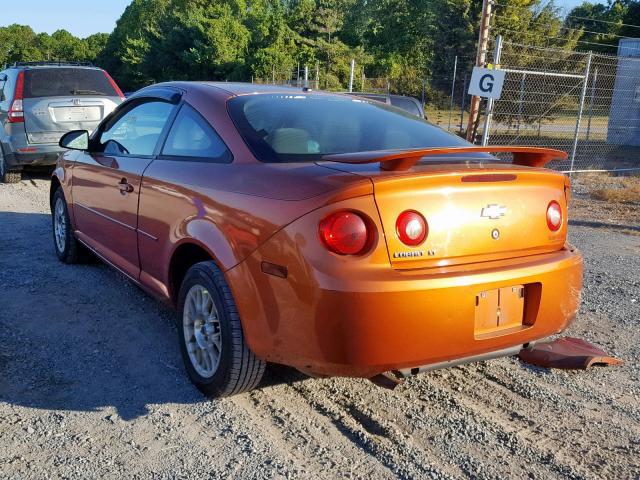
228;245;583;378
3;146;63;169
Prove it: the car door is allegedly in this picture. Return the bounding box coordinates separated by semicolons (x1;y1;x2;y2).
72;98;176;279
137;103;233;298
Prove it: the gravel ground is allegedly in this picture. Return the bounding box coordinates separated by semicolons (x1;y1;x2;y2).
0;174;638;479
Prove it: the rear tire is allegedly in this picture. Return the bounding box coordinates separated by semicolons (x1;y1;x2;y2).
177;261;266;397
51;188;91;263
0;151;21;183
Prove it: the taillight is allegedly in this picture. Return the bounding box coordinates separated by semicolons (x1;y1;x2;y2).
8;71;24;123
396;210;428;246
103;70;125;100
546;201;562;231
319;211;371;255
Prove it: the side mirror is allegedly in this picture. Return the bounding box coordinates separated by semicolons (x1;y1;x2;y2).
59;130;89;150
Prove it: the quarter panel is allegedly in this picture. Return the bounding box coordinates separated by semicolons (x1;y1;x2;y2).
137;159;368;301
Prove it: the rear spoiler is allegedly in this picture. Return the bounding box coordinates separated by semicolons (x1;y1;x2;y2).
322;146;567;172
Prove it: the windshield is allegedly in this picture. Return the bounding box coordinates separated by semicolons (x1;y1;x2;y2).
24;68;118;98
228;93;479;163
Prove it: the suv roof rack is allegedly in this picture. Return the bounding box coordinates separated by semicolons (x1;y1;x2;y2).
9;61;95;68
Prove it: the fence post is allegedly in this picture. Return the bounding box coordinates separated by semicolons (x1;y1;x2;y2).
304;65;308;89
569;52;592;176
348;59;355;92
459;73;468;134
586;67;598;141
481;35;503;146
516;73;526;135
448;56;458;131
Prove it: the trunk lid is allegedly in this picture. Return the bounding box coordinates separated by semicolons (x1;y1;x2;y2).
322;161;569;269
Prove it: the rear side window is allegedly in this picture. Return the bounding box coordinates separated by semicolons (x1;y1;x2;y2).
98;101;174;156
390;97;421;117
161;104;232;162
24;68;118;98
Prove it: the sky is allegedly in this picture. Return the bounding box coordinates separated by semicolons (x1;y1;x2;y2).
1;0;604;39
1;0;132;38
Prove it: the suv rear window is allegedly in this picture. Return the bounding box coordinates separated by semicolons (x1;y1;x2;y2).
24;68;117;98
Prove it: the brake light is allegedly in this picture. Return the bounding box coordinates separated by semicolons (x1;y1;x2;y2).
8;71;24;123
396;210;428;246
319;211;371;255
103;70;125;100
546;201;562;231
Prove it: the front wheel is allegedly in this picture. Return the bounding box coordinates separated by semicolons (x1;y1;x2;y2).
177;261;265;397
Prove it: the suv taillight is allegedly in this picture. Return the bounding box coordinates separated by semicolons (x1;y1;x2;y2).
103;70;125;101
319;211;372;255
8;71;24;123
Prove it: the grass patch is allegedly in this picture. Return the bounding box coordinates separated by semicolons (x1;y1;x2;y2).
590;175;640;204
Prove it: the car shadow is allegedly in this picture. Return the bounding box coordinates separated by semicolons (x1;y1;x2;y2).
0;210;306;420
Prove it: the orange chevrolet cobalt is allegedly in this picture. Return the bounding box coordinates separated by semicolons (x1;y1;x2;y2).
50;82;583;396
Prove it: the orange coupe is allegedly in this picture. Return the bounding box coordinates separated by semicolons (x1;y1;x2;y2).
50;83;582;396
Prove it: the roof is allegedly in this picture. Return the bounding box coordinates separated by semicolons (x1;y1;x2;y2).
201;82;318;96
4;61;99;70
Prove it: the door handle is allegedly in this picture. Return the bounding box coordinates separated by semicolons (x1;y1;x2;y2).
118;178;134;194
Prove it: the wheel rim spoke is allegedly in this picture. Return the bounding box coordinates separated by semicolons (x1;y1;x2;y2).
183;284;222;378
54;199;66;252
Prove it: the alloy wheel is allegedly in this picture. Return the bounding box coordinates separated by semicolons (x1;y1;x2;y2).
54;198;67;253
183;284;222;378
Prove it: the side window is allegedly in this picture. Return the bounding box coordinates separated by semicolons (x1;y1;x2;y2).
97;100;174;156
0;74;9;104
161;104;232;163
390;97;422;117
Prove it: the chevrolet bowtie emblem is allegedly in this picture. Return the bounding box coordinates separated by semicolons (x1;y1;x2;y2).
481;204;507;219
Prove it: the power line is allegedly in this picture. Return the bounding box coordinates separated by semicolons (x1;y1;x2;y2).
491;1;640;31
496;27;621;49
493;14;638;40
565;14;640;32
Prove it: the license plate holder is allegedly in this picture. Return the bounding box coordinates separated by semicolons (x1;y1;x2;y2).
474;285;525;338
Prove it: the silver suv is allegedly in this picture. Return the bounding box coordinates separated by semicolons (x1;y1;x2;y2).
0;62;124;183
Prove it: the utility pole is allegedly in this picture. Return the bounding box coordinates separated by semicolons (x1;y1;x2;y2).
348;59;355;93
466;0;493;142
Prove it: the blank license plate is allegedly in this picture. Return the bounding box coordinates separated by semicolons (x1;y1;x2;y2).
474;285;525;337
54;106;102;122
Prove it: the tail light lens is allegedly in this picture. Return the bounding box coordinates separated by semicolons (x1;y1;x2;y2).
546;201;562;231
319;211;371;255
103;70;125;101
8;71;24;123
396;210;428;246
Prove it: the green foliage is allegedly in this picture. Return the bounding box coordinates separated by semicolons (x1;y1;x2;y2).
0;24;107;66
4;0;638;94
565;0;640;53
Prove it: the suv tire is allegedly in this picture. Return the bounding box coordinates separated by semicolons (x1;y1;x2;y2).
177;261;266;397
0;151;21;183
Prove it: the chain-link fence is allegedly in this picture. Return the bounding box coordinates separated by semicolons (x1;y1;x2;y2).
478;40;640;172
425;40;640;173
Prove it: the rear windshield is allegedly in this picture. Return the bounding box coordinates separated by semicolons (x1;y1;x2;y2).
228;93;475;163
24;68;117;98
